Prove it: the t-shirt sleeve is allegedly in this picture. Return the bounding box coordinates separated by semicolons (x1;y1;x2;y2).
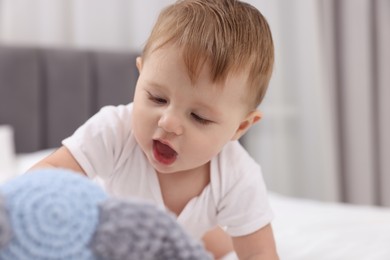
215;145;274;237
62;104;133;179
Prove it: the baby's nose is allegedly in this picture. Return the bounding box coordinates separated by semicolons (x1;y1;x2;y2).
158;110;184;135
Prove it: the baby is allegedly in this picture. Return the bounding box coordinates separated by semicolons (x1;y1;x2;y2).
32;0;278;258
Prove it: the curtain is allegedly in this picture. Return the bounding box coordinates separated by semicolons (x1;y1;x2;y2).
245;0;390;206
0;0;388;206
320;0;390;206
376;0;390;207
0;0;175;51
244;0;341;203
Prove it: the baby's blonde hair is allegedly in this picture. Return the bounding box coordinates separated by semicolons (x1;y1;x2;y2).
142;0;274;108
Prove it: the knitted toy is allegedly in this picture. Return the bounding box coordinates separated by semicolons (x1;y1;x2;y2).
0;169;212;260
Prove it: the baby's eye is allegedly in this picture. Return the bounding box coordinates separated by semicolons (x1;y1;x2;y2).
148;92;167;104
191;113;212;125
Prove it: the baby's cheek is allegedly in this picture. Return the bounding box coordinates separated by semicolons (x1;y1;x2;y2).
190;137;222;160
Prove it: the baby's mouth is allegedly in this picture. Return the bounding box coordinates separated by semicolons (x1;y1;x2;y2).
153;140;178;165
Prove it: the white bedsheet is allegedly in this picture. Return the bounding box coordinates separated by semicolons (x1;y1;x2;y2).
3;149;390;260
270;193;390;260
222;193;390;260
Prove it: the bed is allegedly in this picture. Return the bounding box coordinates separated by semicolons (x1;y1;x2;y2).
1;45;390;260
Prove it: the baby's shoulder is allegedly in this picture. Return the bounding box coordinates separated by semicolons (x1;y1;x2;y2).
211;141;262;194
89;103;134;133
217;141;260;173
97;103;133;120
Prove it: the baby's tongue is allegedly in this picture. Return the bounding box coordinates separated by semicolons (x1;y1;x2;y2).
155;141;176;159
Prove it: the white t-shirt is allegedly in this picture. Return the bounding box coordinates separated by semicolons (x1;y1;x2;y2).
62;103;274;239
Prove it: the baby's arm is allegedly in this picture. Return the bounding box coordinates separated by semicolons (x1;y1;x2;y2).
232;224;278;260
29;146;86;176
202;226;234;259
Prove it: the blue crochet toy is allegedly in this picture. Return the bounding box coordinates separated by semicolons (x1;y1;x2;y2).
0;169;212;260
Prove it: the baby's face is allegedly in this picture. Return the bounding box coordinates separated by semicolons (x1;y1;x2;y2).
132;44;251;174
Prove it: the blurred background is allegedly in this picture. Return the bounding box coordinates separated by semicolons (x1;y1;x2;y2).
0;0;388;206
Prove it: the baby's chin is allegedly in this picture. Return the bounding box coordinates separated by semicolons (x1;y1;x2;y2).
145;153;175;174
150;159;190;176
155;162;212;177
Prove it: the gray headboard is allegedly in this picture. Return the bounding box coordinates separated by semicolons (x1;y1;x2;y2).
0;45;139;153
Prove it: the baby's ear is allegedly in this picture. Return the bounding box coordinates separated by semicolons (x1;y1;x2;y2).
136;57;143;72
231;110;262;141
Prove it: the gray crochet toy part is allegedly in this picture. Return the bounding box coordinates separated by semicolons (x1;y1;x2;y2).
0;195;11;249
91;199;212;260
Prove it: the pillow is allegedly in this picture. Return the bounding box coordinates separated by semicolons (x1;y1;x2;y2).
0;125;16;183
